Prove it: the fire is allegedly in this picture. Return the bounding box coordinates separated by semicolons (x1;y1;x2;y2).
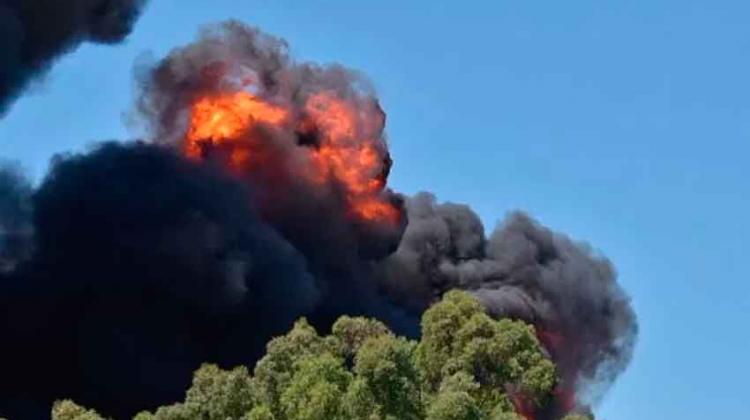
511;393;536;420
553;387;576;414
186;91;288;160
537;329;565;351
511;381;576;420
536;328;579;418
184;88;399;225
303;92;399;223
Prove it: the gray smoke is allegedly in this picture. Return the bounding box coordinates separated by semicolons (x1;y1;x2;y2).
375;192;638;410
0;0;149;115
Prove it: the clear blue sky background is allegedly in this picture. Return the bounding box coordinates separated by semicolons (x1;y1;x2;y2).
1;1;748;419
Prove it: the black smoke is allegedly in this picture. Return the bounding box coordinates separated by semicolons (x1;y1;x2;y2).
0;0;149;115
0;21;638;420
133;20;410;330
0;161;32;271
0;142;320;418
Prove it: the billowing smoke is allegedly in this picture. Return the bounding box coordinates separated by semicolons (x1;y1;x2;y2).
375;193;637;416
134;20;411;329
1;142;320;418
0;0;149;114
0;20;637;420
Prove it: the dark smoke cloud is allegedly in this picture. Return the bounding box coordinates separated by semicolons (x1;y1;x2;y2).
131;21;637;413
0;161;32;271
0;21;637;420
0;0;149;115
134;21;410;329
375;193;638;412
0;142;319;418
135;21;380;146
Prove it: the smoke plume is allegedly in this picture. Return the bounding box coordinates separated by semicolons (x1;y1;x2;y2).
0;21;637;420
1;142;320;418
134;20;411;328
375;193;637;415
0;0;149;115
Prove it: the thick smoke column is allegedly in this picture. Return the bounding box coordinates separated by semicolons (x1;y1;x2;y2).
0;20;637;420
1;143;320;418
375;193;638;415
0;23;410;419
134;21;410;328
135;20;638;417
0;0;149;114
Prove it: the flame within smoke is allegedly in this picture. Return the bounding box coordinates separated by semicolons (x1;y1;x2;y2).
183;89;398;224
186;91;289;153
0;20;637;420
136;21;402;234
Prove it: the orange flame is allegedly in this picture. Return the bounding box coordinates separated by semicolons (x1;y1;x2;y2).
303;92;399;223
183;89;399;225
186;91;288;160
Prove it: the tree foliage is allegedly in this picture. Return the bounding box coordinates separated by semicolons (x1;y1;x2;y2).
52;400;106;420
53;291;569;420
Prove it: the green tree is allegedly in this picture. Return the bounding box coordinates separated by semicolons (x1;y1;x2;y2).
253;318;330;417
353;335;422;419
52;400;106;420
280;353;352;420
244;405;275;420
341;378;378;420
426;390;483;420
416;290;486;391
51;291;563;420
489;410;525;420
425;372;483;420
416;291;556;415
183;364;257;419
133;404;195;420
331;316;392;360
133;364;257;420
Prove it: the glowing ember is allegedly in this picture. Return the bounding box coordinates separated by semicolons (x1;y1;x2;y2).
553;386;576;414
537;329;565;352
511;393;536;420
536;328;580;418
184;87;399;225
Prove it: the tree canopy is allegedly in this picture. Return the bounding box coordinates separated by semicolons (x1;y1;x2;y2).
50;291;588;420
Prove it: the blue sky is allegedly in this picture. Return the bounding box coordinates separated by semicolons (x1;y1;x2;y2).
1;1;748;418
